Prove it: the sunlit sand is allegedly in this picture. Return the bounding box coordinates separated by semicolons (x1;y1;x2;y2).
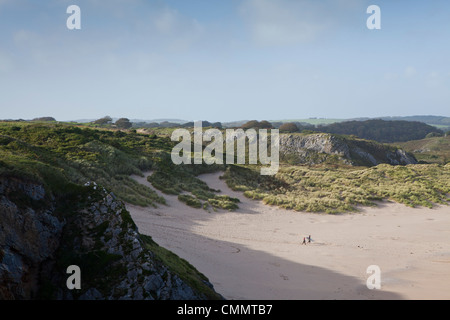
128;172;450;300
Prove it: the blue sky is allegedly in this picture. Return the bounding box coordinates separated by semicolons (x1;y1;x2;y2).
0;0;449;122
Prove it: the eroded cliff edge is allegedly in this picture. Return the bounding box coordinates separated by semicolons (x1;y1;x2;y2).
280;133;417;166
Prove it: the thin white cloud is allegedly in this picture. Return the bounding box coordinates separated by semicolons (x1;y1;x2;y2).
5;0;206;76
0;51;13;72
149;6;204;51
238;0;365;46
384;72;399;80
154;7;179;34
404;66;417;77
426;71;442;88
239;0;328;46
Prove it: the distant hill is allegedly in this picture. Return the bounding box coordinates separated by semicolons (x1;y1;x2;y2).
274;115;450;130
377;115;450;128
41;115;450;131
314;119;443;143
68;118;188;125
131;118;187;124
274;118;347;126
31;117;56;122
394;135;450;165
222;120;250;128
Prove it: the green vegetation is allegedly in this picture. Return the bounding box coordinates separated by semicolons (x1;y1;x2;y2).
316;119;442;143
0;122;167;207
223;163;450;214
275;116;450;131
180;120;222;128
377;115;450;130
115;118;133;129
148;158;240;211
0;121;224;299
240;120;273;129
1;120;449;216
279;122;300;133
31;117;57;122
0;121;239;211
275;118;346;126
178;194;203;208
92;116;113;125
395;135;450;165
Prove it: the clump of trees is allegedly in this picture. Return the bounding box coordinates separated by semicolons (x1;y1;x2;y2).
241;120;273;130
279;122;299;133
91;116;133;130
115;118;132;129
182;121;222;128
92;116;112;125
31;117;56;122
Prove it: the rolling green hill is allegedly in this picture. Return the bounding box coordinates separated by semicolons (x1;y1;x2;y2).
273;116;450;131
314;119;443;143
394;135;450;165
1;120;449;216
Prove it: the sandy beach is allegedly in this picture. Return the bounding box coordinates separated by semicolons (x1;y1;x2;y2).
127;172;450;300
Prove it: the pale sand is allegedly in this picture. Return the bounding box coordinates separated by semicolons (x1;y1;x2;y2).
127;172;450;300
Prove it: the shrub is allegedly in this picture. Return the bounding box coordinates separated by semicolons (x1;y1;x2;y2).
178;194;202;208
241;120;273;130
31;117;56;122
115;118;132;129
279;122;299;133
426;132;443;138
92;116;112;125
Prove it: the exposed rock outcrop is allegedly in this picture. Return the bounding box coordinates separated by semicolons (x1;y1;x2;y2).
0;177;220;300
0;177;63;299
280;133;417;166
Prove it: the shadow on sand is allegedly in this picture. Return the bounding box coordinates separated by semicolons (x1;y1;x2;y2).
129;172;404;300
143;228;403;300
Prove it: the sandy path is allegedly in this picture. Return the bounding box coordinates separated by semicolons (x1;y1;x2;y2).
127;172;450;300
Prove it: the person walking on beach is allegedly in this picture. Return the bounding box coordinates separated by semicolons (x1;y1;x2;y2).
302;237;306;245
308;235;311;243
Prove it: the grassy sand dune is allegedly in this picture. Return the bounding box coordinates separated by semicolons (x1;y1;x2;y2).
222;164;450;213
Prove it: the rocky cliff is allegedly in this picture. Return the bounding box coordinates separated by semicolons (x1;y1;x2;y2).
0;176;62;299
280;133;417;166
0;176;220;300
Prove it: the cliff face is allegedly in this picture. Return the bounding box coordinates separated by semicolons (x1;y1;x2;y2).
0;177;220;300
280;133;417;166
0;177;63;299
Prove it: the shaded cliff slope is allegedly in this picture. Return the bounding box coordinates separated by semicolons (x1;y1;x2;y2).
0;174;221;300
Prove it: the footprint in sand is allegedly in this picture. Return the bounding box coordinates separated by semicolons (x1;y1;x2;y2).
279;274;289;281
269;262;280;267
230;246;241;254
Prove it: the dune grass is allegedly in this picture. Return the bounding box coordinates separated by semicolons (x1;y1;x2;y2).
0;122;167;206
148;158;240;211
0;121;238;210
394;135;450;165
140;234;222;299
223;163;450;214
2;121;449;214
